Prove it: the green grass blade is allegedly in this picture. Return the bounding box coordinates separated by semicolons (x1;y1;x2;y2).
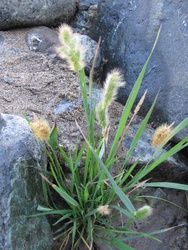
49;125;58;148
124;93;158;166
74;183;84;208
171;117;188;139
85;208;98;217
79;68;90;125
87;216;94;247
52;184;79;207
106;28;161;165
37;205;53;212
49;163;62;188
57;144;72;169
79;130;136;214
84;146;92;184
74;141;86;171
53;213;72;226
118;94;159;186
119;159;141;188
110;235;136;250
22;113;30;123
111;205;135;219
143;182;188;191
31;208;72;217
72;220;77;249
116;232;160;242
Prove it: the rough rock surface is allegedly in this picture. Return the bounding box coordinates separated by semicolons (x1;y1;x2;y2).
25;26;59;55
25;26;102;75
73;0;99;33
0;114;51;249
89;0;188;142
80;34;102;75
0;0;77;30
79;0;99;10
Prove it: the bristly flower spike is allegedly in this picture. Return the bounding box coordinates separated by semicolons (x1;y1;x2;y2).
30;113;51;141
96;102;109;132
96;69;125;134
151;122;174;146
56;23;85;72
103;69;125;107
97;204;111;216
134;205;152;219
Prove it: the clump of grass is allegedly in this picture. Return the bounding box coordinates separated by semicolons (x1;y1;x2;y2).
30;24;188;250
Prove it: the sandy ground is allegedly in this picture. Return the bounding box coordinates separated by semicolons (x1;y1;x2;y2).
0;27;126;153
0;28;96;153
0;28;82;127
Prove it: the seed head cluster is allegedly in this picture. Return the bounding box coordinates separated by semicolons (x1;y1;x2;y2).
103;69;125;107
151;123;173;146
97;204;111;216
134;205;152;219
96;69;125;134
56;23;85;72
30;113;51;141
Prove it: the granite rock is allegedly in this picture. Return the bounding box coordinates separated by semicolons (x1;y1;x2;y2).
89;0;188;142
0;0;77;30
0;114;51;250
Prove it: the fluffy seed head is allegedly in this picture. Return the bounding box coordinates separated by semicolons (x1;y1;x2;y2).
58;23;73;46
30;114;51;141
96;102;109;130
96;69;125;135
56;24;85;72
97;204;111;216
151;123;173;146
134;205;152;219
103;69;125;107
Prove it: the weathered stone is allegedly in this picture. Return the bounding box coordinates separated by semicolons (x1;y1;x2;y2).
0;35;4;43
25;26;59;55
73;0;99;33
79;0;99;10
80;34;102;75
26;26;102;75
0;0;77;30
0;35;4;56
0;114;51;250
89;0;188;142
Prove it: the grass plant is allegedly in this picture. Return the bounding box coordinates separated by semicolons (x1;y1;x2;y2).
29;24;188;250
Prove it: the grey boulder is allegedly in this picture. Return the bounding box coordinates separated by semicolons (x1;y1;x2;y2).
89;0;188;142
0;114;51;250
0;0;77;30
25;26;59;55
80;34;102;75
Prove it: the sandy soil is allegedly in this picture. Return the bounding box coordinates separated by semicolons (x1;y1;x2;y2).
0;28;93;151
0;27;126;153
